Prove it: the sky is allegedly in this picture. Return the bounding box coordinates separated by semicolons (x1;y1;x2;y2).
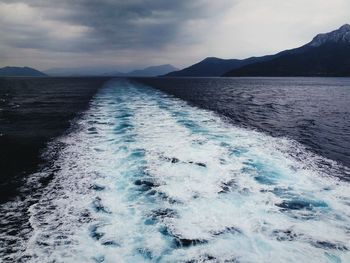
0;0;349;71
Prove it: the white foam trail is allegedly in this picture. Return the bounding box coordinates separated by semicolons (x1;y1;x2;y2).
9;79;350;262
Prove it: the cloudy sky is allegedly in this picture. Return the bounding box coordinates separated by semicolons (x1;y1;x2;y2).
0;0;349;71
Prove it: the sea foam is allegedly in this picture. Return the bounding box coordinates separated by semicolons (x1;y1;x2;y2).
4;79;350;262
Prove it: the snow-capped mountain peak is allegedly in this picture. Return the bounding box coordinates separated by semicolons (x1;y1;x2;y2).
309;24;350;47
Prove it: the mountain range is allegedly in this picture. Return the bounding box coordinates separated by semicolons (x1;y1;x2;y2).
2;25;349;78
44;64;178;77
104;64;178;77
165;56;273;77
167;24;350;77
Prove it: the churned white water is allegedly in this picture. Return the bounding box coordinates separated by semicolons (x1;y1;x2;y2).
14;79;350;262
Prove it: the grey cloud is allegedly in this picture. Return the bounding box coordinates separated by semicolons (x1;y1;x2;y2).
3;0;344;71
0;0;230;52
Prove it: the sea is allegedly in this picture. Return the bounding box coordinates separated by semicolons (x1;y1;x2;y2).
0;77;349;262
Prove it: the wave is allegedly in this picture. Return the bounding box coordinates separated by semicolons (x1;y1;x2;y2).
1;79;349;262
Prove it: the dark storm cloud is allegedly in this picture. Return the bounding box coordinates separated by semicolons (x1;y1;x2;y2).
0;0;226;52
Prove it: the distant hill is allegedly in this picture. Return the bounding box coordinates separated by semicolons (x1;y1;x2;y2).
165;56;273;77
45;64;178;77
106;64;178;77
0;67;47;77
44;66;117;76
224;24;350;77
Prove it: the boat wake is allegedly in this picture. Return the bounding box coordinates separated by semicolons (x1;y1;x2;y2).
1;79;349;262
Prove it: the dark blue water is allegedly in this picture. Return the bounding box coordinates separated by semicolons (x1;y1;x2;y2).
0;77;108;202
138;77;350;173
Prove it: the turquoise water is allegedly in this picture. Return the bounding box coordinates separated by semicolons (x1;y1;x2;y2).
14;80;350;262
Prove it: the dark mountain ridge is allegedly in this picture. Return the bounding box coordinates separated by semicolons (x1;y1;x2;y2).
165;56;278;77
165;42;314;77
0;67;47;77
224;24;350;77
166;24;350;77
